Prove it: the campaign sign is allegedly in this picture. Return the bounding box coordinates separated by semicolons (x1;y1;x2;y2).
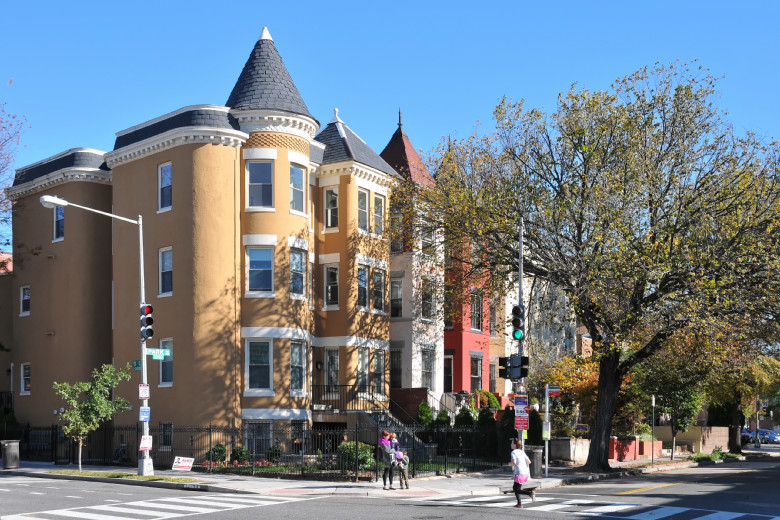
139;406;150;422
576;424;589;432
172;456;195;471
139;435;153;451
548;385;561;397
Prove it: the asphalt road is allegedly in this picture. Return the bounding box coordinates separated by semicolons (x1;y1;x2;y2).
2;459;779;519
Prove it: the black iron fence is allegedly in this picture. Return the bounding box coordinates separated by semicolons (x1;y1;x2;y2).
0;391;12;414
0;421;508;480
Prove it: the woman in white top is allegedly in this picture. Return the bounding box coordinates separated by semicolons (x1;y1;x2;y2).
510;438;536;508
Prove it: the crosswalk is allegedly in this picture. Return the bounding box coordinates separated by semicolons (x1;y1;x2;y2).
398;494;780;519
1;493;317;520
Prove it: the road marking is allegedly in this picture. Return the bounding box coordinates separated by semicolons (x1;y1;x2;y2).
579;503;638;513
618;482;679;494
694;512;747;519
66;495;84;498
38;510;134;520
625;506;691;519
89;505;182;518
122;500;220;513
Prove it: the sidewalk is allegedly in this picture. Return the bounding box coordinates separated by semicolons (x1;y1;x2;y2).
4;447;778;499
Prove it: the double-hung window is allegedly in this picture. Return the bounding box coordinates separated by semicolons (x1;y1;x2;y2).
357;190;368;232
158;163;172;211
373;350;385;395
325;265;339;306
470;356;482;392
357;266;368;308
390;280;402;318
248;247;273;293
247;340;273;395
421;347;435;390
160;338;173;386
290;249;305;297
421;276;435;319
357;348;369;393
159;248;173;296
325;189;338;228
20;285;30;316
53;206;64;241
390;349;402;388
325;349;339;394
290;165;305;213
373;269;385;312
421;230;435;255
21;363;30;395
373;195;384;236
470;291;483;331
247;162;273;208
290;340;306;394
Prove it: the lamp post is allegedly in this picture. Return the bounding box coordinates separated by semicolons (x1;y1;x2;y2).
39;195;154;475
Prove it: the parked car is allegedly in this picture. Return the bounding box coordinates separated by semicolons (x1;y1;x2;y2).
741;428;752;444
747;429;780;444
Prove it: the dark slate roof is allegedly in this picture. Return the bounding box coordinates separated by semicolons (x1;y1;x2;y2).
14;149;109;187
314;112;398;177
225;28;313;119
309;143;324;165
114;108;239;150
380;111;435;187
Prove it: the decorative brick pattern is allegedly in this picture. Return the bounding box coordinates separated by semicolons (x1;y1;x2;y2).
245;133;309;156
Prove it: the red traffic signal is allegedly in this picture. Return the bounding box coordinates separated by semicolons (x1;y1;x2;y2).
140;303;154;340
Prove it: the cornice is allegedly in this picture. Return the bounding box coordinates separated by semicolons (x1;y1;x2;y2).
106;126;249;168
316;160;398;188
6;168;112;201
231;109;319;140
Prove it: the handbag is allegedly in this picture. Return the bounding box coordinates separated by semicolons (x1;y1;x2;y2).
514;473;529;484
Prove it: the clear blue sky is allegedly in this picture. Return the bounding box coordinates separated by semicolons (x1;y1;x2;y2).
2;1;779;177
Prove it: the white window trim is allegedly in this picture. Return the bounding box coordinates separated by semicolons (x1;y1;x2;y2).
357;189;369;233
20;362;30;395
158;247;173;297
245;338;275;397
52;206;64;242
357;264;369;311
323;187;339;232
290;248;307;301
19;285;30;317
246;246;275;299
373;194;385;237
290;340;307;398
246;158;275;211
157;162;172;213
159;338;173;387
289;163;306;216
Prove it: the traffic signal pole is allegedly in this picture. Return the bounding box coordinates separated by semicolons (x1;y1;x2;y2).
137;215;154;476
517;215;524;449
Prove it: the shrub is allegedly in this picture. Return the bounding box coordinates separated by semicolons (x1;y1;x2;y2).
477;407;496;427
265;445;282;463
336;441;374;471
208;443;227;463
455;406;476;426
433;409;451;427
230;446;250;463
417;401;434;427
528;409;543;445
477;390;501;409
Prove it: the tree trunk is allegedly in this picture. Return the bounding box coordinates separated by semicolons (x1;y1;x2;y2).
78;438;83;473
584;350;622;472
728;398;743;454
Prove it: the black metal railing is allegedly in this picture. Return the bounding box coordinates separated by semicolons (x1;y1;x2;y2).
0;391;12;413
310;385;390;413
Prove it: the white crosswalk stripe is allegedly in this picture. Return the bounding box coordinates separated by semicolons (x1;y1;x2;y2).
1;494;317;520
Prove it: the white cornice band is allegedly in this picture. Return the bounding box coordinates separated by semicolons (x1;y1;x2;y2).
231;109;319;140
105;127;249;168
6;168;112;201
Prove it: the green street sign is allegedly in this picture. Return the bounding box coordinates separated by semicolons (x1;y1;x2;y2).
132;360;142;371
145;348;171;360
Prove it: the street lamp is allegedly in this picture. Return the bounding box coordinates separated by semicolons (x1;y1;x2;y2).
39;195;154;475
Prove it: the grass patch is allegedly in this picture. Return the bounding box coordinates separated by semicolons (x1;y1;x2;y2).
48;470;200;483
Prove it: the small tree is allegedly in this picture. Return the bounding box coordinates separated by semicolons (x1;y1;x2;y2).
433;409;451;427
454;405;476;426
53;363;132;472
417;401;434;427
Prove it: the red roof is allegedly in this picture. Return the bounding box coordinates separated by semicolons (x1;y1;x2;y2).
380;115;435;187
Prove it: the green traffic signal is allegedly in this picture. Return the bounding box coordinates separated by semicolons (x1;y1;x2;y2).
511;304;524;342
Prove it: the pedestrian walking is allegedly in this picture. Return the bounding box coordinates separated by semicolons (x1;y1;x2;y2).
378;430;396;490
510;438;536;508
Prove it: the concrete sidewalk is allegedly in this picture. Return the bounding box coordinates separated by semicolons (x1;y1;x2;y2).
3;448;777;498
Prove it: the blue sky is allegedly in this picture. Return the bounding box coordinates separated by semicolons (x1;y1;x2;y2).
2;1;779;177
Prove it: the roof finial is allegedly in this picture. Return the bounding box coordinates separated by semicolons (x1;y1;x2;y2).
329;107;342;124
260;27;273;41
398;108;403;128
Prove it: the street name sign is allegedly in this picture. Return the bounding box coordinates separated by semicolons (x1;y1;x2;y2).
132;360;141;371
145;348;171;360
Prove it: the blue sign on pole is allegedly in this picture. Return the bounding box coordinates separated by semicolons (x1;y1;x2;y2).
139;406;150;422
514;395;528;407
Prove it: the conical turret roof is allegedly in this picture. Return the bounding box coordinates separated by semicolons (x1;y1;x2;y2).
226;27;313;118
380;110;434;186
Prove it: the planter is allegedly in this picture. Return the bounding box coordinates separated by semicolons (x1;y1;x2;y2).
550;437;590;464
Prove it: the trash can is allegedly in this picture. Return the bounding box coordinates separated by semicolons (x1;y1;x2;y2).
527;446;543;478
1;440;20;469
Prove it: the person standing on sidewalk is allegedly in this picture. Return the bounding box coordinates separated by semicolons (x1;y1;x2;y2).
510;438;536;508
378;430;396;490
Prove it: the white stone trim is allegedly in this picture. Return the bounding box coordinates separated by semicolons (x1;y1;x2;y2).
242;408;311;421
288;150;308;166
243;234;278;246
356;254;387;270
106;127;248;168
288;236;309;250
312;335;389;350
6;168;111;201
318;253;340;264
241;327;310;340
243;148;277;160
231;109;319;140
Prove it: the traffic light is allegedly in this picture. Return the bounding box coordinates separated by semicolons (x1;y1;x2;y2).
140;303;154;340
498;357;509;379
511;304;525;342
520;355;530;378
